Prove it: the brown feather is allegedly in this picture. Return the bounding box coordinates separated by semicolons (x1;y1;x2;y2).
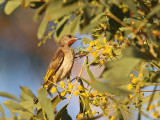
43;49;64;88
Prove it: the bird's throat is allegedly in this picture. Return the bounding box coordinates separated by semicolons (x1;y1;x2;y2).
68;40;76;46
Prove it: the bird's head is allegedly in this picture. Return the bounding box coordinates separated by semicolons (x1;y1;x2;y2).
58;35;80;46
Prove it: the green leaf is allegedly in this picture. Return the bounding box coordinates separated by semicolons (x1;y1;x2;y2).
0;103;6;120
38;88;54;120
118;104;131;120
3;100;27;111
70;14;81;34
54;16;69;41
146;4;160;19
46;2;84;20
33;4;47;22
18;111;33;120
81;37;93;44
19;100;40;109
102;57;141;84
55;104;72;120
0;0;5;4
122;0;139;16
122;47;154;60
33;95;62;119
86;58;96;67
37;17;49;39
20;86;37;99
0;92;19;101
85;66;96;83
54;23;70;41
81;78;130;95
30;1;45;9
4;0;21;15
79;95;93;119
81;14;105;34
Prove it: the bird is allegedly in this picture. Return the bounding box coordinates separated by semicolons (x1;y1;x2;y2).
43;34;80;94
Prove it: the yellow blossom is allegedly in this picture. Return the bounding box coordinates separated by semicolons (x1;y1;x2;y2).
54;20;58;23
139;82;144;87
138;74;143;78
90;93;96;97
102;50;106;56
148;105;154;111
119;36;123;41
92;51;98;57
85;110;89;114
127;84;133;90
98;93;103;97
67;83;73;90
51;87;57;93
96;45;101;50
113;105;116;109
44;85;48;89
101;99;107;104
106;48;112;56
131;77;138;84
103;38;107;43
109;115;114;120
152;30;158;36
60;91;66;97
81;92;89;97
88;46;92;52
94;40;99;45
130;74;134;77
100;60;105;64
60;81;65;88
53;75;56;79
77;85;83;91
129;94;133;99
114;35;118;40
94;90;99;94
131;21;135;25
89;41;94;47
105;92;109;95
92;110;96;115
74;91;79;96
152;112;158;118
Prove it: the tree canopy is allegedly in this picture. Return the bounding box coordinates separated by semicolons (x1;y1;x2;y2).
0;0;160;120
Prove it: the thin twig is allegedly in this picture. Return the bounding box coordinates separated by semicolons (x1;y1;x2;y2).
67;57;87;105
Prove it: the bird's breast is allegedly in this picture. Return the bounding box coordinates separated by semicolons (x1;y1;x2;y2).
56;49;74;81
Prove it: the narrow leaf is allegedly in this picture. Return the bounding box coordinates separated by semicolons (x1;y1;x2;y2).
0;92;19;101
20;86;36;99
85;66;96;83
37;17;49;39
0;0;5;4
102;57;140;84
4;0;21;15
146;4;160;19
55;104;72;120
3;100;27;111
70;14;81;34
38;88;54;120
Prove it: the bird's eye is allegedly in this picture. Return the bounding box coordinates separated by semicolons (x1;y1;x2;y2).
68;35;72;38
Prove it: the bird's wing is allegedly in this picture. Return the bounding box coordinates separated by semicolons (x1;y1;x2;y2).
44;49;64;84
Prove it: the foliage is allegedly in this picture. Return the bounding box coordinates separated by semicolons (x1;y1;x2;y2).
0;0;160;120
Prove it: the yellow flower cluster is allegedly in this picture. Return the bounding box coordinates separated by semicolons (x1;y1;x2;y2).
60;81;65;88
127;73;145;90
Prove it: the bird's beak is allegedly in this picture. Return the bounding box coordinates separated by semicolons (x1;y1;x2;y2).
68;37;81;46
